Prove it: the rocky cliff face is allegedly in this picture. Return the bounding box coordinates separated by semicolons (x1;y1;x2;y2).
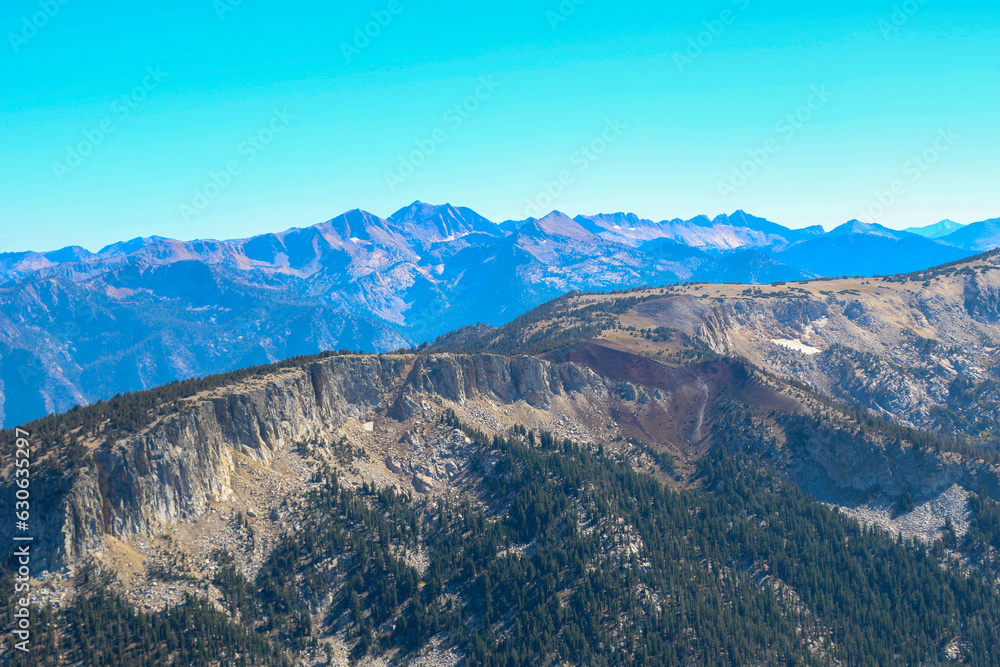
966;274;1000;322
419;253;1000;549
433;252;999;439
668;257;1000;431
16;345;999;577
9;252;1000;579
785;416;1000;504
10;353;612;572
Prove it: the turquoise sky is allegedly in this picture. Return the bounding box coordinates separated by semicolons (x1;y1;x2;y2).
1;0;998;251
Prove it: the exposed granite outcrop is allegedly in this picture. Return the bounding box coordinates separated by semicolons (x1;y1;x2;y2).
780;415;1000;519
965;275;1000;322
8;353;607;572
7;343;1000;575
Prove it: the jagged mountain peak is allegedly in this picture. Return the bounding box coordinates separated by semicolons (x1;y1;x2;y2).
519;210;603;243
575;211;652;229
1;202;992;429
320;208;391;241
723;210;822;238
688;214;714;228
387;200;502;242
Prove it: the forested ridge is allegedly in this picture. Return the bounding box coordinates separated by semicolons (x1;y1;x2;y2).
8;408;1000;665
5;251;1000;664
0;350;358;465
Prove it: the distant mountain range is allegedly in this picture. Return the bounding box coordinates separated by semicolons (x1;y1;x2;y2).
905;219;965;239
1;202;997;427
905;217;1000;252
936;218;1000;252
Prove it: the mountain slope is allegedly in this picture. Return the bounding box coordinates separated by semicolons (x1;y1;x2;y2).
940;217;1000;252
573;210;823;251
905;219;966;239
387;200;503;245
6;272;1000;664
772;221;970;276
0;204;985;428
433;249;1000;447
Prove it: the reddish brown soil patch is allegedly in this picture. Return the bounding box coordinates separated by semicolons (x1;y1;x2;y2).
544;340;802;452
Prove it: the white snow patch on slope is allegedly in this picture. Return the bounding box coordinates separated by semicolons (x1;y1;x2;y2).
772;338;821;355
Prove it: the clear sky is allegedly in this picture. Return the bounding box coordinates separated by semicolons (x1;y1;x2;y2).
1;0;998;252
